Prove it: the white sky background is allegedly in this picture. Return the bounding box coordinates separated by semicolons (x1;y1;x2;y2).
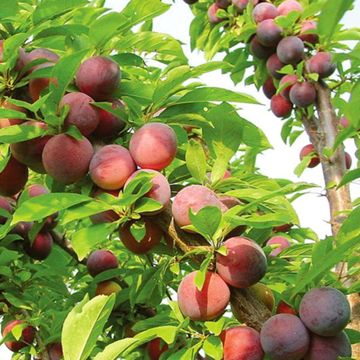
1;0;359;358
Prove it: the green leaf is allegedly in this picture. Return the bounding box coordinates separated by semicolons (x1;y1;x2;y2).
318;0;354;42
345;81;360;129
338;207;360;244
203;336;223;360
62;294;115;360
0;124;45;144
133;325;177;344
204;318;226;336
93;338;140;360
0;0;19;19
344;328;360;345
185;139;207;183
194;253;214;291
338;168;360;188
189;206;222;240
12;193;92;224
71;223;117;261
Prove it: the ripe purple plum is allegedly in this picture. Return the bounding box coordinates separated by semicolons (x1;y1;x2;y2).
279;74;298;99
24;231;53;260
147;338;169;360
0;197;12;224
304;331;352;360
232;0;258;13
273;223;292;232
306;52;336;79
177;271;230;321
75;56;120;101
216;236;267;288
252;3;278;23
266;53;285;79
124;169;171;212
172;185;223;229
299;21;319;45
60;92;100;137
250;36;275;59
2;320;36;352
89;145;136;190
129;123;177;170
10;121;50;173
25;48;59;68
87;249;119;277
299;287;351;337
345;152;352;169
263;77;276;99
221;326;264;360
42;134;94;184
300;144;320;168
260;314;310;360
271;94;293;118
256;19;282;47
93;99;126;139
0;156;28;196
216;0;231;9
119;219;163;254
276;36;304;65
47;343;63;360
276;300;297;315
277;0;303;16
289;82;316;108
208;3;224;24
266;236;291;257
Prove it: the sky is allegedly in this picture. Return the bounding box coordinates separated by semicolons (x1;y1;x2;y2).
1;0;359;358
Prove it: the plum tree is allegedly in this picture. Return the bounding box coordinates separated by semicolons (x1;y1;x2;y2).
124;169;171;212
42;134;94;184
277;0;303;16
266;54;285;79
2;319;36;352
129;123;177;170
0;156;28;196
147;338;169;360
60;92;100;136
262;77;276;99
289;82;317;108
266;236;291;257
306;52;336;79
24;231;53;260
250;36;275;59
177;271;230;321
95;281;121;296
93;99;126;139
75;56;120;101
279;74;298;99
172;185;223;229
221;326;264;360
304;331;352;360
216;236;267;288
260;314;310;360
299;21;319;45
89;144;136;190
10;121;50;173
252;3;278;23
256;19;282;47
300;144;320;168
270;94;293;118
119;219;163;254
299;287;351;336
276;36;304;65
86;249;119;277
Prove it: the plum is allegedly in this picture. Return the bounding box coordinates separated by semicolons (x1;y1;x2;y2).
260;314;310;360
42;134;94;184
208;3;224;24
216;0;231;9
147;338;169;360
24;231;53;260
279;74;298;99
89;144;136;190
266;236;291;257
250;36;275;59
299;21;319;45
216;236;267;288
289;82;316;108
0;197;12;224
276;36;304;65
29;62;57;101
339;116;350;129
299;287;351;337
232;0;259;13
119;219;163;254
221;326;264;360
304;331;351;360
276;300;297;315
172;185;223;229
177;271;230;321
129;123;177;170
306;52;336;79
249;283;275;311
75;56;120;101
10;121;51;173
87;249;119;277
270;94;293;118
277;0;303;16
90;189;120;224
256;19;282;47
266;53;285;79
25;48;59;65
252;3;278;23
0;156;28;196
262;77;276;99
273;223;292;232
47;343;63;360
0;100;26;128
95;280;121;296
345;152;352;169
300;144;320;168
2;319;36;352
60;92;99;136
